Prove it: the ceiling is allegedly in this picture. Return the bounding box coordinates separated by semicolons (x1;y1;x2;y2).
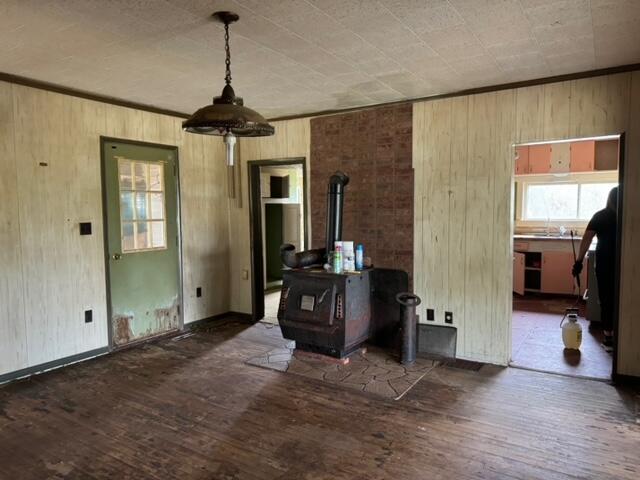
1;0;639;118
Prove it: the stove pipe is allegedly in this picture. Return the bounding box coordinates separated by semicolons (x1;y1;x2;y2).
280;171;349;269
325;171;349;254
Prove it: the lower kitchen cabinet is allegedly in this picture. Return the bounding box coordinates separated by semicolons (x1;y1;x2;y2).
513;248;587;296
541;251;575;294
513;252;525;295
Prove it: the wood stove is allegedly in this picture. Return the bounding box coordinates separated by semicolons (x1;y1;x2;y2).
278;172;407;358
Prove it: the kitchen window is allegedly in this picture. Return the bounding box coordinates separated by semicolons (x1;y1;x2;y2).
522;181;617;222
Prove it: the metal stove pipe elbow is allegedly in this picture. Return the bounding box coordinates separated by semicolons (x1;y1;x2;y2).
280;244;326;269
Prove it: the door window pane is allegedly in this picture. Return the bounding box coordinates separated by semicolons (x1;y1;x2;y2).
150;193;164;219
525;184;579;220
135;192;148;220
151;221;165;248
136;222;149;250
149;164;163;191
119;159;132;189
120;192;134;220
118;158;167;252
134;162;148;190
122;222;135;251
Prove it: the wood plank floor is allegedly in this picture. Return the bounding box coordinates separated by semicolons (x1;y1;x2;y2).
0;318;638;479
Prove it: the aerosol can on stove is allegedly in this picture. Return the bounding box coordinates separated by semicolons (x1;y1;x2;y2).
561;310;582;350
333;243;343;274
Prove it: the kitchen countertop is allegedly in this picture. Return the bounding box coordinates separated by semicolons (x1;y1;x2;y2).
514;234;582;241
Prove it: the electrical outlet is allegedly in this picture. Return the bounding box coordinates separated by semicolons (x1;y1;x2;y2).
445;311;453;324
84;309;93;323
196;287;202;298
427;308;435;321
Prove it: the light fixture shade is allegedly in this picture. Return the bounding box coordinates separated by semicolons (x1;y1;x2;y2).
182;100;275;137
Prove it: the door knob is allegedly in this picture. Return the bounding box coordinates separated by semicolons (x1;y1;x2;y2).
112;253;122;260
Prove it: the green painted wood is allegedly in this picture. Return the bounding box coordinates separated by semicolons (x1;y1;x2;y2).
265;204;284;281
103;141;180;345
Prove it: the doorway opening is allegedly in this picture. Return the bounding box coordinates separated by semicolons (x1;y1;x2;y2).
509;134;623;380
248;158;308;323
101;138;182;348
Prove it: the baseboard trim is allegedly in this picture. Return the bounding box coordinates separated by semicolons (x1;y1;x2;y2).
0;347;109;386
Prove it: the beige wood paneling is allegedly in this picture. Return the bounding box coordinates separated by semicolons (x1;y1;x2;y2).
0;82;27;375
543;81;571;140
0;81;230;377
618;71;640;376
464;92;498;360
421;100;452;325
229;119;311;314
447;96;470;353
412;103;425;322
490;90;517;363
569;74;631;138
515;85;544;143
413;72;639;370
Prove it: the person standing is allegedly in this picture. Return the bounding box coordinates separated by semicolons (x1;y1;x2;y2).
572;187;618;352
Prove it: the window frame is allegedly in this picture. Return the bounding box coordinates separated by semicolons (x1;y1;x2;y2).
117;157;168;253
515;171;618;229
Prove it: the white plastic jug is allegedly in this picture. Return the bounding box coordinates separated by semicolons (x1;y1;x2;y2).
561;314;582;350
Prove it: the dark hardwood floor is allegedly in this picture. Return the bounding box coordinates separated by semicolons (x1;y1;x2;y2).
0;318;638;479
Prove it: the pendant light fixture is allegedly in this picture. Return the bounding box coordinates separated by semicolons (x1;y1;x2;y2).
183;11;275;166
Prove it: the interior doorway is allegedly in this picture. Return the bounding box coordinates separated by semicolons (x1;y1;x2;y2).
509;134;623;380
248;159;308;323
101;138;182;348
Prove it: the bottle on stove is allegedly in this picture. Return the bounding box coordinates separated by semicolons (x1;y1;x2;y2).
355;243;364;271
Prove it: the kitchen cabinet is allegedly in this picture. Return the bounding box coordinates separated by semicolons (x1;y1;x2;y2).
514;241;588;296
570;140;595;172
550;142;570;173
594;139;618;171
541;251;574;294
515;146;529;175
513;252;525;295
541;251;587;295
528;144;551;174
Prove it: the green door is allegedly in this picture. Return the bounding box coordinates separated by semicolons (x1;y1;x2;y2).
103;140;181;346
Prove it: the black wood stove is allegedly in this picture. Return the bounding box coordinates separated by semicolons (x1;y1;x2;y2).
277;172;407;358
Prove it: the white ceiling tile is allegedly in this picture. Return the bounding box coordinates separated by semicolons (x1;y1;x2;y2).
0;0;637;117
521;0;591;26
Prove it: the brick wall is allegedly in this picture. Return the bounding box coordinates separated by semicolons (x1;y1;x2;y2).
310;104;413;281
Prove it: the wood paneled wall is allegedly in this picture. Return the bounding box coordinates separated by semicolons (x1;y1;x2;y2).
0;81;230;377
3;72;639;378
413;73;640;373
229;119;310;314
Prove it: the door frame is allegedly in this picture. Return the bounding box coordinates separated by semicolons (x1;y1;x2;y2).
508;133;625;380
248;158;308;322
99;137;183;349
611;132;625;380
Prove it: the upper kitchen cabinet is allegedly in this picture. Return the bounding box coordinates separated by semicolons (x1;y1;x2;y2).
570;140;595;172
515;145;529;175
595;139;619;171
528;144;552;174
550;142;570;173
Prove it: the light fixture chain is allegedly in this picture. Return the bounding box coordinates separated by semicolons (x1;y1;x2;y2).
224;22;232;85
